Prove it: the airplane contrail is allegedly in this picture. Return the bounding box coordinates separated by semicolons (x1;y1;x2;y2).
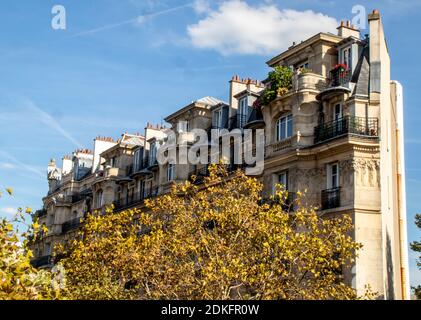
0;151;44;178
25;100;84;149
72;2;194;38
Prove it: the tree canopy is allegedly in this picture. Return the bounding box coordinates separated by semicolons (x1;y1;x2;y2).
58;165;373;300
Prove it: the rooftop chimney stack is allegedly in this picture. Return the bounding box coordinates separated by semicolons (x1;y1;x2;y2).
337;20;361;39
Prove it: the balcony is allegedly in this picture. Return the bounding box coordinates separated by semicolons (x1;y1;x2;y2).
114;188;159;211
148;157;158;170
314;116;378;144
292;72;328;92
329;67;351;88
61;217;82;233
30;255;51;268
265;138;293;158
321;188;341;210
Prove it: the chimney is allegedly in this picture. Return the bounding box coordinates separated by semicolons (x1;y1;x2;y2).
92;137;117;173
337;20;361;39
62;156;73;175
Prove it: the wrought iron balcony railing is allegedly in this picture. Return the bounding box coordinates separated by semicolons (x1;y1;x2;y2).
62;218;82;233
329;67;351;87
114;188;159;211
314;116;378;144
321;188;341;210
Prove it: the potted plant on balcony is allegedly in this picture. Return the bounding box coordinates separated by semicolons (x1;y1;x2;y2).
330;64;350;86
252;66;293;109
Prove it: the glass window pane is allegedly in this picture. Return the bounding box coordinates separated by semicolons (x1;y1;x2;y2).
280;118;287;140
287;115;293;138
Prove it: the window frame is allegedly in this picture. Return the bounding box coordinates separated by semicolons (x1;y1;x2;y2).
327;162;339;189
167;163;175;181
276;114;293;141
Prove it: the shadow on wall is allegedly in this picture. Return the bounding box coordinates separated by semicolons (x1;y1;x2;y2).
386;231;395;300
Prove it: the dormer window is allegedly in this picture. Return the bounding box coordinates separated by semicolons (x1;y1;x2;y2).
212;105;228;129
177;121;190;133
149;143;157;165
341;47;351;70
214;108;223;128
238;96;249;128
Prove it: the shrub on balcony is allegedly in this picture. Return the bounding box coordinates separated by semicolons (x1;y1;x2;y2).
253;66;293;108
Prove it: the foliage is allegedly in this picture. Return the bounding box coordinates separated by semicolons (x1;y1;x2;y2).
0;208;58;300
410;213;421;299
59;165;372;300
255;66;293;107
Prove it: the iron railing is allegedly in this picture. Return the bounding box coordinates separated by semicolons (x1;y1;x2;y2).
114;188;159;211
314;116;378;144
329;68;351;87
321;188;341;210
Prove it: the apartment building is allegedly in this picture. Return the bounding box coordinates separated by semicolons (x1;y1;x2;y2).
30;10;409;299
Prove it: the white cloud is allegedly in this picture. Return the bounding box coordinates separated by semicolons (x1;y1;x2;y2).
193;0;211;14
187;0;338;55
0;207;16;216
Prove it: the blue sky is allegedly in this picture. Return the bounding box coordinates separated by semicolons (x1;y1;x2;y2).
0;0;420;288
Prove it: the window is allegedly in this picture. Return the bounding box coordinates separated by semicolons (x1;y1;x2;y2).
214;108;223;128
110;157;116;167
342;47;351;70
327;163;339;189
276;114;293;141
334;104;343;121
96;190;104;208
239;97;248;127
278;171;288;190
139;180;146;199
134;149;142;171
178;121;190;133
149;143;157;165
167;164;175;181
297;61;309;71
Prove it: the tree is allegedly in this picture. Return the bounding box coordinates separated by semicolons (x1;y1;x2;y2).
59;165;374;300
0;207;58;300
410;214;421;299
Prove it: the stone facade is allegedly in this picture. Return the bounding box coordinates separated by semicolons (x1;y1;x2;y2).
30;10;409;300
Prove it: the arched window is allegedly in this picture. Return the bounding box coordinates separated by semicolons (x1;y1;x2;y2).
276;114;293;141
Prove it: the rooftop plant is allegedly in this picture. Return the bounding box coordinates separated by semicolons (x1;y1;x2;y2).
253;66;293;108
